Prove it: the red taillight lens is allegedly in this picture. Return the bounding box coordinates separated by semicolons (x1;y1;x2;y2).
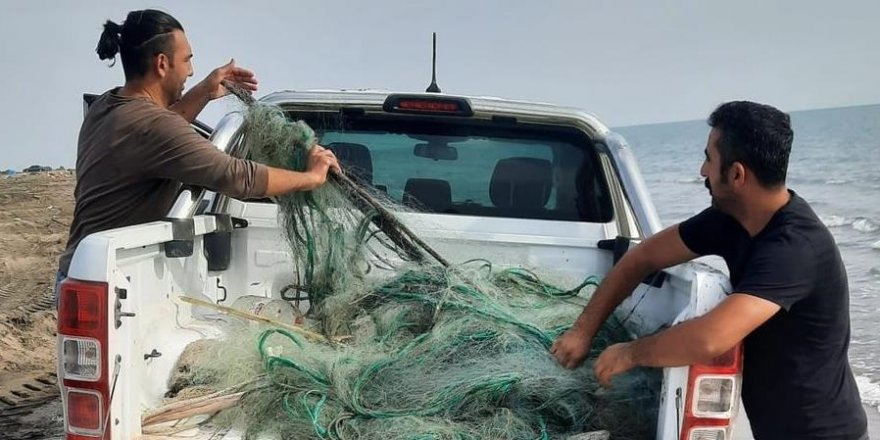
59;279;108;335
67;388;103;435
399;100;460;112
382;94;474;116
702;345;741;371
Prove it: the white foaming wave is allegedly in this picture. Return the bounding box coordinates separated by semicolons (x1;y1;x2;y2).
825;178;850;185
871;240;880;250
674;177;704;184
819;215;880;233
820;215;850;228
853;218;880;233
857;375;880;412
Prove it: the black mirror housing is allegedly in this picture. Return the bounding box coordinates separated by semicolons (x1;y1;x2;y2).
414;143;458;161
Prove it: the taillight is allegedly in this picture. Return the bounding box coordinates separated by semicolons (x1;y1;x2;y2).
66;388;103;435
680;343;743;440
59;281;105;335
62;337;101;381
58;278;110;440
692;375;736;418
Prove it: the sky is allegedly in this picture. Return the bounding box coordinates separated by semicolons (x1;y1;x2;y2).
1;0;879;170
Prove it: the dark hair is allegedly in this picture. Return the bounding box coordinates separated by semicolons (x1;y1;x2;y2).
95;9;184;80
708;101;793;188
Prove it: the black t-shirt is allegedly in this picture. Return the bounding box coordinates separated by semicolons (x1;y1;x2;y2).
679;192;867;440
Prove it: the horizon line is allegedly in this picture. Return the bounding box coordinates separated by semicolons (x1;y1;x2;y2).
614;101;880;129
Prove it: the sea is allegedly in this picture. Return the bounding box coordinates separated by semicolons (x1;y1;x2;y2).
616;103;880;417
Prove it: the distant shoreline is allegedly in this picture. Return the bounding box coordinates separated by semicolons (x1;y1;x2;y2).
613;101;880;130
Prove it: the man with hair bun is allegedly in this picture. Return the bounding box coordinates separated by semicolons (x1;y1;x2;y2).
58;10;342;283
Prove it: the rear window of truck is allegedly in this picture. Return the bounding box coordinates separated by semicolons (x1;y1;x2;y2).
257;114;613;223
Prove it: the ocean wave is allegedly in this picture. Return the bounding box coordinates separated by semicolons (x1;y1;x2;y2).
872;240;880;250
857;375;880;412
824;178;851;185
819;215;880;233
853;218;879;233
820;215;850;228
674;177;704;184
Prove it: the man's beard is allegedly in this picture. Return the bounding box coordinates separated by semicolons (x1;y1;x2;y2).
166;85;183;106
705;177;731;211
704;178;716;206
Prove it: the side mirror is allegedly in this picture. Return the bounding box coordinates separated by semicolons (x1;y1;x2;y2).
414;143;458;161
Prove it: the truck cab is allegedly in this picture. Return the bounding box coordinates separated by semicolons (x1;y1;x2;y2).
58;90;739;440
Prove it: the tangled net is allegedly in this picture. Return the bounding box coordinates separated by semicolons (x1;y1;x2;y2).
177;102;660;439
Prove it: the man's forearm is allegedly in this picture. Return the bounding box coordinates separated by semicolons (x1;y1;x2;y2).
628;317;725;368
572;252;654;340
626;293;779;368
264;167;320;196
170;83;211;123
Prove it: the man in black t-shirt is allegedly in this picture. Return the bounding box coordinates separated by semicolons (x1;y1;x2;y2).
550;101;868;439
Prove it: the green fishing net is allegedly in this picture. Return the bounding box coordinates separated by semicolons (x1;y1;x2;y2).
179;102;660;439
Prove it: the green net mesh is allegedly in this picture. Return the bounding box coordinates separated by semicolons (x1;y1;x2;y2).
178;101;661;439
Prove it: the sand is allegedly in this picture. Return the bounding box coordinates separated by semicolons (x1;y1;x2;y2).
0;172;72;438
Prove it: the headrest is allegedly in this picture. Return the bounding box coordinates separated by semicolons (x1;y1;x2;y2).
490;157;553;209
403;178;452;213
326;142;373;185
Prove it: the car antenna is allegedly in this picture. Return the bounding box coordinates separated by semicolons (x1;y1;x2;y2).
425;32;441;93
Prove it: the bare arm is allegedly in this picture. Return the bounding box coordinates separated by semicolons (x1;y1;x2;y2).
551;224;698;368
263;167;321;195
170;60;258;123
593;293;780;386
262;145;342;196
169;82;212;123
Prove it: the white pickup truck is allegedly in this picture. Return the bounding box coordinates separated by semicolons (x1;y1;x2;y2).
57;90;740;440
